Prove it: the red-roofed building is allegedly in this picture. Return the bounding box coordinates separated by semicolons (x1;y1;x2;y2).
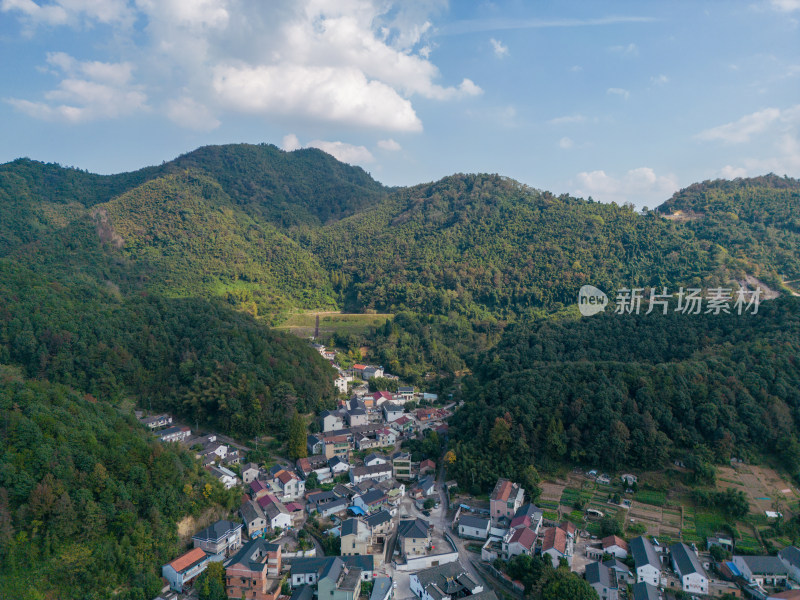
372;391;393;406
490;478;524;523
272;469;304;501
503;527;537;559
162;547;209;592
558;521;577;538
542;527;572;568
250;479;269;499
419;459;436;474
602;535;629;559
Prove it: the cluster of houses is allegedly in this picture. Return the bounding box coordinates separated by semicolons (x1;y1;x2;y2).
457;478;575;569
582;531;800;600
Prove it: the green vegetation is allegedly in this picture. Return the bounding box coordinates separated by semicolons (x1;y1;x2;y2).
501;554;599;600
0;365;237;600
448;295;800;494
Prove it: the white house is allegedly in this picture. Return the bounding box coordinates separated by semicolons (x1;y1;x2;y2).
364;453;388;467
162;548;209;592
242;463;260;485
350;463;393;485
321;410;345;432
335;377;349;394
670;543;708;595
734;555;790;588
602;535;629;559
207;465;239;489
264;501;293;531
503;527;537;560
382;404;404;423
458;515;491;540
274;469;305;501
541;527;572;568
329;456;350;475
630;537;662;586
410;561;483;600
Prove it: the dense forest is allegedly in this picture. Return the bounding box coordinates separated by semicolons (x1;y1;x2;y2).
0;365;238;600
446;295;800;494
658;175;800;287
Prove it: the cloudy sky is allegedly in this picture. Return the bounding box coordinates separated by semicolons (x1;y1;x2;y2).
1;0;798;208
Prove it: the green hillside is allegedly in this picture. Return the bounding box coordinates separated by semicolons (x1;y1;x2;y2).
447;294;800;494
0;365;237;600
658;174;800;287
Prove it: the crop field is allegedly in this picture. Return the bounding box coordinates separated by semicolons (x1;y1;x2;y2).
276;310;394;338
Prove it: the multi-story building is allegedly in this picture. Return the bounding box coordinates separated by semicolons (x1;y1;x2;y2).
225;539;282;600
489;478;524;523
192;520;243;561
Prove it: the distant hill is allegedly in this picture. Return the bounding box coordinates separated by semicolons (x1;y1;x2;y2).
658;175;800;289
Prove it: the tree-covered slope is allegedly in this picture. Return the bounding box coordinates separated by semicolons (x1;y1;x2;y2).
167;143;388;227
0;365;237;600
99;170;337;318
447;295;800;494
0;259;336;437
303;173;733;320
657;175;800;286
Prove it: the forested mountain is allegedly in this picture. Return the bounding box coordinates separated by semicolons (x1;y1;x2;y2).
446;295;800;494
658;175;800;288
0;365;238;600
302;173;735;320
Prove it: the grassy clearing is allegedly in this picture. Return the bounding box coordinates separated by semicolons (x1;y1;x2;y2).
276;310;394;337
636;490;667;507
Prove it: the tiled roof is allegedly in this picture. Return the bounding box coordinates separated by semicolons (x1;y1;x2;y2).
398;518;429;540
670;543;707;578
192;520;241;543
630;536;660;570
542;527;567;554
491;479;513;502
167;547;207;573
459;515;489;530
602;535;628;552
509;527;536;550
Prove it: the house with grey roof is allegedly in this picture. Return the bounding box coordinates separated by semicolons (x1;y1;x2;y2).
603;558;633;584
317;558;362;600
630;536;662;587
585;561;619;600
670;543;708;595
290;556;375;588
365;509;393;535
734;554;789;588
779;546;800;583
240;499;267;539
382;403;404;423
350;463;393;485
458;515;490;540
364;452;388;467
631;582;660;600
410;561;484;600
191;519;242;561
397;518;430;558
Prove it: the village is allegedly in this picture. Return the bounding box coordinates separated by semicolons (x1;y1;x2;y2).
138;343;800;600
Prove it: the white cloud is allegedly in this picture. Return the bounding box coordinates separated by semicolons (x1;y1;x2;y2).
5;0;480;132
166;96;220;130
650;74;669;85
1;0;133;26
769;0;800;11
378;138;402;151
6;52;147;122
609;42;638;56
574;167;679;207
490;38;508;58
282;133;301;152
720;165;748;178
307;140;375;165
607;87;630;100
558;137;574;149
212;64;423;132
278;134;374;166
696;106;800;144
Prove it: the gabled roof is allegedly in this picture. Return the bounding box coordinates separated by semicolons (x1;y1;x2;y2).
398;518;429;540
414;561;479;600
491;478;513;502
364;452;387;464
250;479;268;493
779;546;800;568
290;585;314;600
348;408;366;416
365;510;392;529
603;558;632;575
167;547;207;574
372;391;393;401
352;463;393;477
394;416;412;425
459;515;490;530
276;469;298;484
736;554;789;575
670;542;707;579
240;500;264;524
192;519;242;543
632;582;660;600
602;535;629;552
508;527;537;551
630;536;661;571
542;527;567;554
585;561;617;589
558;521;577;536
341;517;367;537
383;403;404;412
359;488;388;505
228;538;280;573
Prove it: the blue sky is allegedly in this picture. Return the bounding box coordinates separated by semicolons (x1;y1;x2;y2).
1;0;798;208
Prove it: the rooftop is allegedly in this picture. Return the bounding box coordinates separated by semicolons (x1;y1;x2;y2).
192;519;242;543
167;547;207;573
